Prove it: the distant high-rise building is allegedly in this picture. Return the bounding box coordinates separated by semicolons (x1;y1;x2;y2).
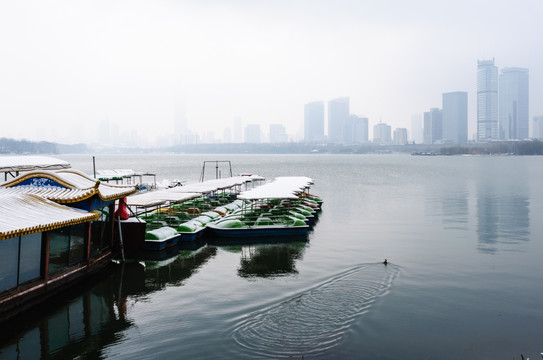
304;101;324;143
269;124;287;143
223;128;232;143
373;122;391;144
346;115;368;144
533;116;543;139
202;131;216;144
423;108;443;144
99;119;111;144
393;128;408;145
244;124;261;143
174;99;188;144
442;91;468;144
423;112;432;144
411;114;423;144
499;67;529;140
477;59;499;142
328;97;349;143
234;117;243;143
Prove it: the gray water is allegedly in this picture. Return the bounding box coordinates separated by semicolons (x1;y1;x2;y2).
1;154;542;359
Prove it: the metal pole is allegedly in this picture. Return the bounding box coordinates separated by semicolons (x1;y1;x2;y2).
93;156;96;179
117;216;125;263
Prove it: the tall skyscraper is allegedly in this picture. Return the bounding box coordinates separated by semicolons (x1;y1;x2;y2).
373;122;391;144
269;124;287;143
477;59;499;142
423;108;443;144
499;67;529;140
223;128;232;143
411;114;423;144
244;124;261;143
349;115;369;143
328;97;349;143
233;117;243;143
304;101;324;142
533;116;543;139
174;99;188;144
393;128;408;145
442;91;468;144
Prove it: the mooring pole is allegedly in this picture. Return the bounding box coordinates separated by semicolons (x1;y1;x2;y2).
117;216;125;263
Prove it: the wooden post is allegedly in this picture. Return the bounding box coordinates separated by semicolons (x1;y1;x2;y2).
86;222;92;264
42;232;50;281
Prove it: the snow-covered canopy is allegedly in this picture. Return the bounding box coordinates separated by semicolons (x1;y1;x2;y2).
0;169;136;203
126;175;265;207
95;169;136;181
169;175;264;194
238;176;314;200
0;155;70;173
126;191;201;207
0;193;99;241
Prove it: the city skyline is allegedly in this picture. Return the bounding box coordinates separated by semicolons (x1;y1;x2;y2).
1;1;543;145
499;67;529;140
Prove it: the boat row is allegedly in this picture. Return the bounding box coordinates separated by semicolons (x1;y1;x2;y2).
0;155;322;323
0;157;137;323
121;176;322;251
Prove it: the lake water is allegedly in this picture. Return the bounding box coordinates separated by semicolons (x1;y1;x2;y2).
1;154;542;359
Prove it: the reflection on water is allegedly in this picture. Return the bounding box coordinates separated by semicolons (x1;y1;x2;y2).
2;154;543;359
426;158;532;255
122;245;217;296
0;244;217;360
0;271;132;360
231;263;400;359
476;163;530;254
441;186;470;231
477;191;530;254
237;241;307;278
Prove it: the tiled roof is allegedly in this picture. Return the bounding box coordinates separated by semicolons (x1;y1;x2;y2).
0;169;136;203
0;193;99;241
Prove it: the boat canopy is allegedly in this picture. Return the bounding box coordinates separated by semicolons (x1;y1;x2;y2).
238;176;314;200
0;193;99;241
168;175;264;194
0;169;136;204
0;156;71;173
126;191;202;208
125;175;265;207
95;169;136;181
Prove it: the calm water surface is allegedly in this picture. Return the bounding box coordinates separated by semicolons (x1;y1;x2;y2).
1;154;542;359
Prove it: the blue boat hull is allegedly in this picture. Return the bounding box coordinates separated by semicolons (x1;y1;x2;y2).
144;234;181;251
206;225;309;238
179;228;205;242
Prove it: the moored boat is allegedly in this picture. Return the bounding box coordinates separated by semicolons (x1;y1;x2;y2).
206;176;319;239
0;167;136;323
122;175;264;250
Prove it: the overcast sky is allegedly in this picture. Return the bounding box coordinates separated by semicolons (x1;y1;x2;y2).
1;0;542;144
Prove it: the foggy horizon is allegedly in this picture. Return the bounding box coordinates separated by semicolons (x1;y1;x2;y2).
1;1;542;145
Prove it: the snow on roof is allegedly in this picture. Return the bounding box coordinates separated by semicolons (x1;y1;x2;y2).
95;169;136;180
238;176;314;200
0;155;70;173
0;193;99;241
0;169;136;203
168;176;263;194
125;175;265;207
126;191;202;207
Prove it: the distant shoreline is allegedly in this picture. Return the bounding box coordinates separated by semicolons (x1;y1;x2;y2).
2;137;543;156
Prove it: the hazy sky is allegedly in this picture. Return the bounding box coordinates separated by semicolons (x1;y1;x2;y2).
1;0;542;144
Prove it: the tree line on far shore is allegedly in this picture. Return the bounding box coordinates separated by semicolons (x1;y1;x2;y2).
0;138;87;154
2;136;543;156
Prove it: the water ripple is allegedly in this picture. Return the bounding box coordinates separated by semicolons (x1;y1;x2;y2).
231;263;400;358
